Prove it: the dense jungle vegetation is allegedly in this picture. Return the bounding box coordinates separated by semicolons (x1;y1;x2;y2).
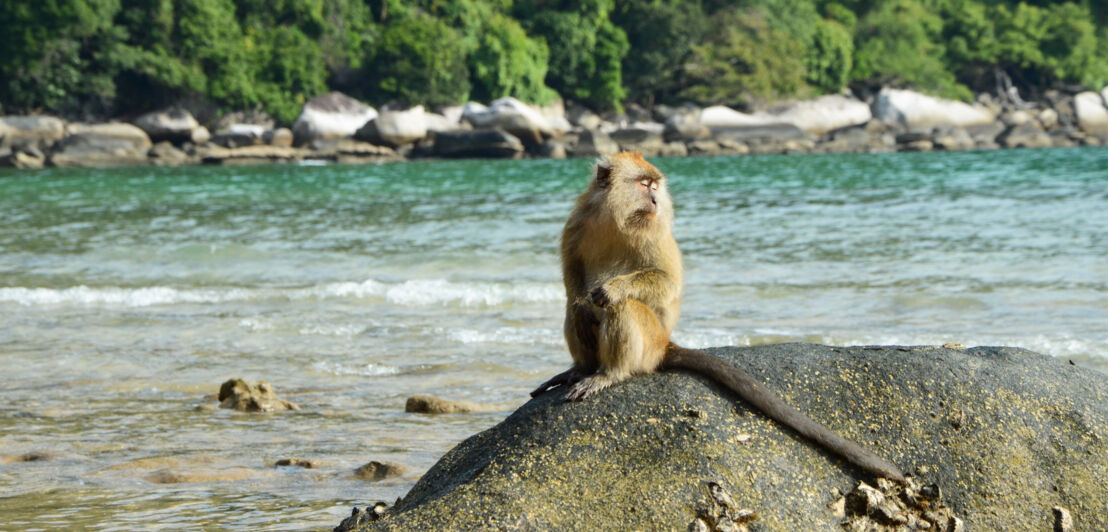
2;0;1106;122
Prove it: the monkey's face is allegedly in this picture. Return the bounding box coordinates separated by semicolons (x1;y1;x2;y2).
595;153;672;232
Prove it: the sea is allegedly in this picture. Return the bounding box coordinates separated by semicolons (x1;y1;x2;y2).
1;147;1105;529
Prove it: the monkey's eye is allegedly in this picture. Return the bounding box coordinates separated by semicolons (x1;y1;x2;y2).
650;181;659;191
639;178;651;189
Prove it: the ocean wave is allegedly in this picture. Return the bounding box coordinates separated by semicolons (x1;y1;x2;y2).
300;278;562;307
0;278;562;308
447;326;563;346
310;361;401;376
0;286;250;307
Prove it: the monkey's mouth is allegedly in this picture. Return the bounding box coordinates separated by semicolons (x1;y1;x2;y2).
627;209;656;227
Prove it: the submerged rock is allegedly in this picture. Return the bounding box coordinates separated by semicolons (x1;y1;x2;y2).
350;344;1108;531
275;458;325;469
404;395;483;414
217;378;299;412
353;460;410;482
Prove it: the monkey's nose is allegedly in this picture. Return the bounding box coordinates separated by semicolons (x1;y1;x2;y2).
650;194;657;205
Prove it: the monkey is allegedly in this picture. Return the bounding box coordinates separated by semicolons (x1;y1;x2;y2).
531;151;906;484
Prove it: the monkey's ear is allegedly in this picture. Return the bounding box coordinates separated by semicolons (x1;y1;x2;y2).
594;161;612;188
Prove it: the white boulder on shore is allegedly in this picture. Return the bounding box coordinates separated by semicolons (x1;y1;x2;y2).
874;88;996;129
356;105;429;147
292;92;377;146
763;94;872;135
0;115;66;149
699;105;782;129
1074;91;1108;136
463;97;569;145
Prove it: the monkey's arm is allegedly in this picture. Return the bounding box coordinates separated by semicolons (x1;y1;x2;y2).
592;268;678;307
663;344;907;484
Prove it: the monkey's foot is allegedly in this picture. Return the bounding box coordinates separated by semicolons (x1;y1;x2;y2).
530;369;584;398
564;374;616;401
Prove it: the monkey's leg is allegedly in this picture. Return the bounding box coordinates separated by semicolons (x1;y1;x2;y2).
565;299;664;401
566;297;600;368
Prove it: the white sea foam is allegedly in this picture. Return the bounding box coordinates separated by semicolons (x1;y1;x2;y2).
302;278;561;307
311;361;401;376
0;286;251;307
0;278;561;309
299;324;365;337
447;327;562;346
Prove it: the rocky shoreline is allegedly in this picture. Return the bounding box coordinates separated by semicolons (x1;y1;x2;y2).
3;86;1108;170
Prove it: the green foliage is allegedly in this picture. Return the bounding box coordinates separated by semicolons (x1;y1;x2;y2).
852;0;971;100
611;0;708;104
806;18;853;92
992;2;1105;89
469;14;558;104
0;0;124;115
248;26;328;123
2;0;1107;120
680;8;810;107
359;12;471;107
516;2;629;110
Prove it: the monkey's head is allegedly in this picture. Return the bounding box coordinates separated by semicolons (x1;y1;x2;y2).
589;152;673;232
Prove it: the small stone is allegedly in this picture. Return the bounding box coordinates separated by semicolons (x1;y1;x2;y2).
731;509;757;523
1052;506;1073;532
687;517;710;532
333;503;389;532
708;481;736;508
948;408;966;429
948;515;965;532
275;458;320;469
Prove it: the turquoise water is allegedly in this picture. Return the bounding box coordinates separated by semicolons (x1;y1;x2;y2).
1;148;1105;529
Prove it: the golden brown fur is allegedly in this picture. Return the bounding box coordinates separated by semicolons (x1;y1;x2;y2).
531;152;906;483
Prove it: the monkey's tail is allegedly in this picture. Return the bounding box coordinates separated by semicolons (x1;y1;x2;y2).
663;343;907;484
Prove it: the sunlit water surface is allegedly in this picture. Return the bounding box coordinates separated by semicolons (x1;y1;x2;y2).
1;148;1105;529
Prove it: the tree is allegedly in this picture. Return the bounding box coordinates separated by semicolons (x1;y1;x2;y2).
0;0;124;116
515;1;629;110
680;7;810;107
806;18;853;93
469;14;558;104
611;0;707;105
358;12;471;107
852;0;970;100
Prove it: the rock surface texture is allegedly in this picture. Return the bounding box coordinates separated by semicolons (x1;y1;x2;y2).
349;344;1107;531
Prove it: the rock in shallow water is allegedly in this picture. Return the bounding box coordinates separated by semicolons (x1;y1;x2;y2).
347;343;1108;531
217;378;299;412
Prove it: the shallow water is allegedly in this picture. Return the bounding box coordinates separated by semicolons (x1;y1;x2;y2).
1;148;1105;529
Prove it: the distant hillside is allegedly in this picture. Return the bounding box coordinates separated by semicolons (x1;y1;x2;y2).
2;0;1105;123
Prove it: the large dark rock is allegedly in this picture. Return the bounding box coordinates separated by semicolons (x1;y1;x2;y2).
352;344;1107;531
431;129;524;158
711;124;807;148
132;108;200;143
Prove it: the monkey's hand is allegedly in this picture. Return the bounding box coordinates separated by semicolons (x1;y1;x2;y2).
590;277;630;308
588;286;610;307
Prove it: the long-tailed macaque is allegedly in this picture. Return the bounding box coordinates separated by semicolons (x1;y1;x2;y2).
531;151;906;484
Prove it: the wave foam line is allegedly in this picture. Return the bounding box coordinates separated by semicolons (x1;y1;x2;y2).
304;279;562;307
0;286;251;307
0;278;563;308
